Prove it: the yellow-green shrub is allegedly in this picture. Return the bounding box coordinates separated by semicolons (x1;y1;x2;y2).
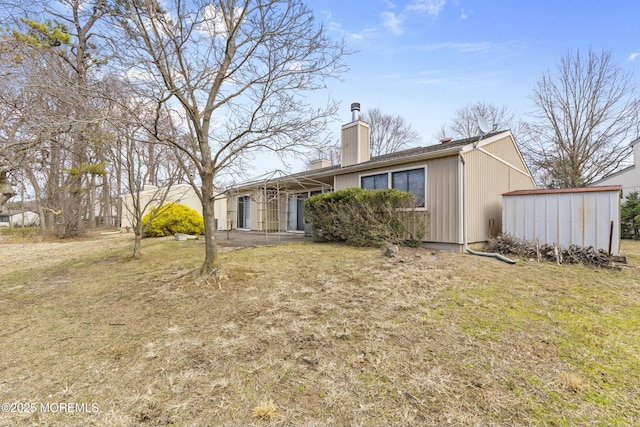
142;204;204;237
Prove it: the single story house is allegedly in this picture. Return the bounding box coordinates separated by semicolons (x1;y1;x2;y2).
593;137;640;196
119;183;227;231
0;209;40;227
224;103;537;251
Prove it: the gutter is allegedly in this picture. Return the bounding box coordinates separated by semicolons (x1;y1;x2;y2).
459;153;468;251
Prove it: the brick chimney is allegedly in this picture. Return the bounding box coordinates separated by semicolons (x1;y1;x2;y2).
341;102;370;167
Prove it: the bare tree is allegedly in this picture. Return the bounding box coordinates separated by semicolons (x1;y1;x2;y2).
522;48;639;188
361;107;421;156
117;121;183;259
112;0;347;275
437;101;517;140
3;2;114;236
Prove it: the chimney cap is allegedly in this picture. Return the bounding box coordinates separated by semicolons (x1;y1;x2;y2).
350;102;360;112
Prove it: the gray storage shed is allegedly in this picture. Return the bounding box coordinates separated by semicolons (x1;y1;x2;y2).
502;186;622;255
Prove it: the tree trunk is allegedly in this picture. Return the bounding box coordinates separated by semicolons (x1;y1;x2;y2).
64;175;83;237
200;176;218;275
133;231;142;258
0;171;16;208
23;167;47;230
88;173;96;228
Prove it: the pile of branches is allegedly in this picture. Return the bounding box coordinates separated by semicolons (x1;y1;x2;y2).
486;233;614;268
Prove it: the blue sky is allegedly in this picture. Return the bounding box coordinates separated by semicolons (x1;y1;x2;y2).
252;0;640;176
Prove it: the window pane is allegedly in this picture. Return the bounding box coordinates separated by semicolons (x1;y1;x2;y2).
361;176;375;190
361;173;388;190
408;169;425;207
374;174;388;189
392;168;425;207
392;171;408;192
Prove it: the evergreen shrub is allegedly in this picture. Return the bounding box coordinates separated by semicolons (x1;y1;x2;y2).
303;188;425;247
621;191;640;239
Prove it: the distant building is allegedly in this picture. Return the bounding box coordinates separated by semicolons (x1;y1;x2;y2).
118;183;227;231
0;209;40;227
593;137;640;197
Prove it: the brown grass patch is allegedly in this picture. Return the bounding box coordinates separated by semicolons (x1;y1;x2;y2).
559;371;587;393
252;399;278;421
0;234;639;426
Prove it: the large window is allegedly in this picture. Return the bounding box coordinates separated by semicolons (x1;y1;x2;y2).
392;168;425;207
361;168;426;207
361;173;388;190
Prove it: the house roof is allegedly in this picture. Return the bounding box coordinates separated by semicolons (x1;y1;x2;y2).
224;130;518;194
503;185;622;197
252;131;507;184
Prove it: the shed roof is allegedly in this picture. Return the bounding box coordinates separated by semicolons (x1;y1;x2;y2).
503;185;622;197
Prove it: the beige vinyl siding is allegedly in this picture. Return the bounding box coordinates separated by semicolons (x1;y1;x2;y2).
465;144;536;243
335;158;458;243
340;123;358;167
340;121;370;167
427;156;459;243
279;195;289;231
334;173;359;190
226;194;238;229
481;135;528;169
249;192;260;231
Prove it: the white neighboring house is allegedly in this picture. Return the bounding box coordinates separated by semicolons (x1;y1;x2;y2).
119;183;227;231
0;209;40;227
593;138;640;197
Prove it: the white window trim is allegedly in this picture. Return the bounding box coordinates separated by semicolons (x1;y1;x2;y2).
359;165;428;210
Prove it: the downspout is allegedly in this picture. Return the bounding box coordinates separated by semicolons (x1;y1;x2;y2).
459;153;468;251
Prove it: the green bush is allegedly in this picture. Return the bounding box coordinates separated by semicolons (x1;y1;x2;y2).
142;203;205;237
621;191;640;239
303;187;425;247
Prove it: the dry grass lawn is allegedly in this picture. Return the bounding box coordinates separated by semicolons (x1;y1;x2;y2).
0;230;639;426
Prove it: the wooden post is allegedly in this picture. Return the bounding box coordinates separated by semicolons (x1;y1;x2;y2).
608;220;614;256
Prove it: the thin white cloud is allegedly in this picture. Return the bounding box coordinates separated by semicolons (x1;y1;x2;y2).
460;8;471;19
629;52;640;61
326;20;378;41
419;41;491;53
407;0;447;16
200;4;243;37
382;0;397;9
381;11;403;35
407;77;449;86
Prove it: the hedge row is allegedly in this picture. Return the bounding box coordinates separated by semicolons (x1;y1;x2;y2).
303;188;425;247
